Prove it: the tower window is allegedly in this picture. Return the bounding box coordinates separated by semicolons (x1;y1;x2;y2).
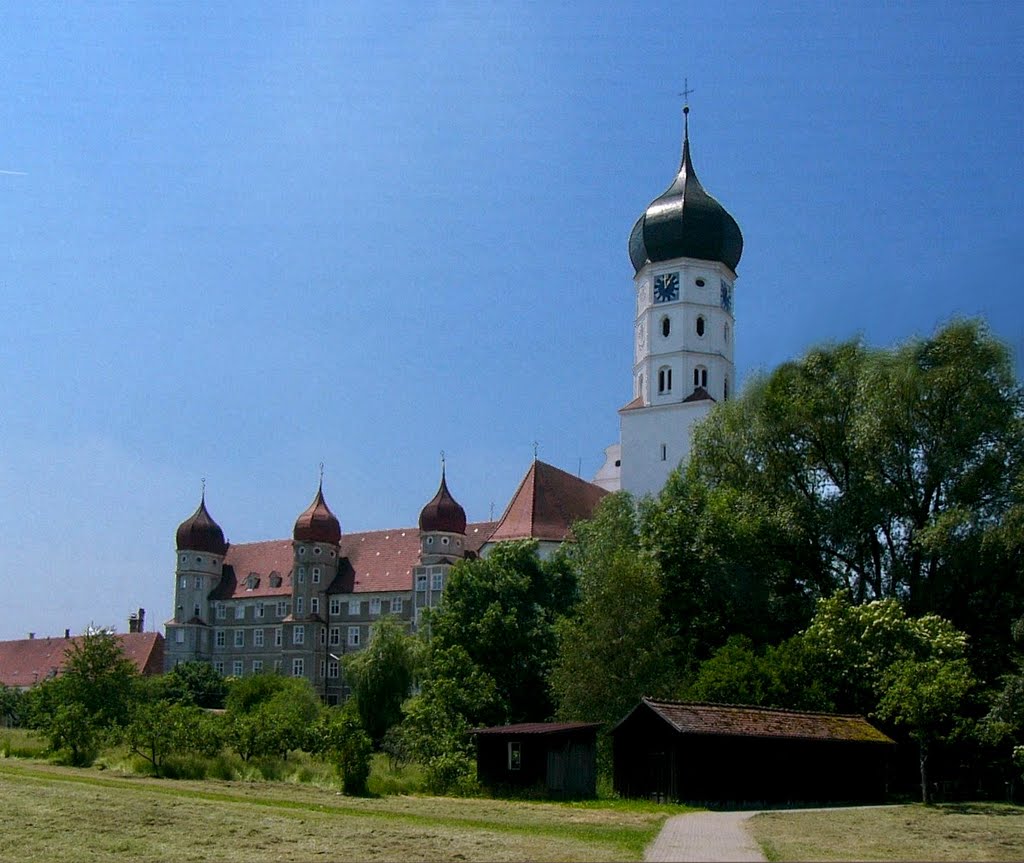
696;316;705;337
695;278;705;287
658;366;672;394
661;316;671;338
724;377;730;401
694;366;708;388
660;444;667;461
724;322;730;342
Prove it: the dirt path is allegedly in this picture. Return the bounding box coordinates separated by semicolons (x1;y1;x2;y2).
644;810;766;862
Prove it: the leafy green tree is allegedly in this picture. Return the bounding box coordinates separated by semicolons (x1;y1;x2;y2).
121;702;204;777
688;320;1024;676
343;616;420;746
163;661;228;708
0;684;24;727
876;657;974;803
224;674;321;760
310;704;373;795
551;493;677;726
429;539;572;725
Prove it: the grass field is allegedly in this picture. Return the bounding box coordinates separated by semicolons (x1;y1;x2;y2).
750;803;1024;861
0;760;673;861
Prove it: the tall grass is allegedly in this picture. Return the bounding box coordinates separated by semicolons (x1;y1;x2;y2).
0;729;48;759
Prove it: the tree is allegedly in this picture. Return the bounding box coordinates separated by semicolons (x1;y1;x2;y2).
688;320;1024;675
343;617;420;746
429;540;573;725
163;661;228;709
551;493;677;726
223;674;321;760
0;684;24;728
121;702;203;777
310;704;373;795
876;657;974;803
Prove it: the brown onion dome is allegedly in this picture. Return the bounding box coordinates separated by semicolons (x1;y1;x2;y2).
176;494;227;555
418;469;467;535
293;482;341;544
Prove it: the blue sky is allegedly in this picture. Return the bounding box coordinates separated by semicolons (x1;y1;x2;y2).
1;1;1021;640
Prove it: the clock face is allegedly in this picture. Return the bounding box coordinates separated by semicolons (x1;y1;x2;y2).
653;272;679;304
720;280;733;313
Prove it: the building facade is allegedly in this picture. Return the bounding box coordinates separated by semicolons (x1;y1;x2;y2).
164;460;606;702
595;108;743;497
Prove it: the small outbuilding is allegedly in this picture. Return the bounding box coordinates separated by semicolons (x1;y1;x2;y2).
473;721;600;798
612;698;895;805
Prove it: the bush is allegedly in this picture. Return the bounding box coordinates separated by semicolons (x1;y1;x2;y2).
312;706;372;796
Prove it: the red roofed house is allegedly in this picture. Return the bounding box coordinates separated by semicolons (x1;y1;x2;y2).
612;698;895;805
165;460;607;704
0;612;164;691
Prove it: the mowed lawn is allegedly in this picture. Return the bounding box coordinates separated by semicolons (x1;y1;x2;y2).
750;803;1024;862
0;761;670;862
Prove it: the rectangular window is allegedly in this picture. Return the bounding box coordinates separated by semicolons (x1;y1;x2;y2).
292;658;304;677
319;627;326;645
329;627;341;646
273;659;282;672
276;600;288;617
311;597;319;614
431;572;443;591
508;741;522;771
319;660;326;679
296;596;304;615
253;659;263;673
312;567;321;584
256;602;264;619
174;628;185;644
293;626;305;645
194;576;202;589
215;630;225;648
348;599;360;615
180;576;187;589
390;597;403;614
329;597;341;615
416;573;427;591
370;597;381;615
297;567;305;584
254;628;265;647
216;603;226;620
234;629;244;648
235;604;245;620
347;626;360;647
274;627;282;647
214;661;224;675
328;660;339;679
232;660;243;677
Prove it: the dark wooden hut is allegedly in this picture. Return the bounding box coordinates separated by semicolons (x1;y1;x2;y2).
473;722;600;798
612;699;895;805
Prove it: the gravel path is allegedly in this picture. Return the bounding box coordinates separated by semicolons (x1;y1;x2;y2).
644;810;766;862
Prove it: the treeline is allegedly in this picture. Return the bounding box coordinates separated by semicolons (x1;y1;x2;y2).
3;319;1023;802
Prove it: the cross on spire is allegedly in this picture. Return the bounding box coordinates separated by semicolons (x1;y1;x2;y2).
679;78;694;138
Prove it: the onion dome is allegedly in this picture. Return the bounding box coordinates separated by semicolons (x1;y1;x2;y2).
628;110;743;274
418;468;467;535
293;481;341;544
176;493;227;555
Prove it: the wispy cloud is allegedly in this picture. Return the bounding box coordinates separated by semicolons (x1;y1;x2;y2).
0;169;27;176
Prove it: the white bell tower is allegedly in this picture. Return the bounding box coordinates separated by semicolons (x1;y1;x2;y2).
596;106;743;498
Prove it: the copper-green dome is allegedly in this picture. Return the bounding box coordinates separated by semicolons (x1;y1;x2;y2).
629;117;743;274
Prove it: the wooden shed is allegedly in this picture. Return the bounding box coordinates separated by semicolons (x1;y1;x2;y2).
612;699;895;805
472;722;600;798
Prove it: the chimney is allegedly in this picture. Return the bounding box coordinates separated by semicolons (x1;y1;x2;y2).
138;608;145;632
28;632;34;640
64;628;70;639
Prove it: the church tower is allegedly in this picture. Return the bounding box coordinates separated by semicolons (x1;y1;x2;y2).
599;108;743;497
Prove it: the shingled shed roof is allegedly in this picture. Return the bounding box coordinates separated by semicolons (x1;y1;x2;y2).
472;722;601;736
488;460;608;543
616;698;894;745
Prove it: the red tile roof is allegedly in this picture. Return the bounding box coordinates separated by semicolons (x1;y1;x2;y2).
211;522;497;600
619;395;644;412
487;460;608;544
0;632;164;689
621;699;894;745
472;722;601;736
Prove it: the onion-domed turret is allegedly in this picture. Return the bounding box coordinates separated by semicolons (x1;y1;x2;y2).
176;493;227;555
418;468;467;535
628;110;743;274
293;482;341;544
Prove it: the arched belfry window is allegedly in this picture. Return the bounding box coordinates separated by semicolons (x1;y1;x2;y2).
661;316;671;338
696;315;705;337
658;366;672;394
694;366;708;388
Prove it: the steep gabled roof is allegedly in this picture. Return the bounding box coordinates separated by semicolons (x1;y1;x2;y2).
0;632;164;688
487;460;608;544
614;699;894;745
